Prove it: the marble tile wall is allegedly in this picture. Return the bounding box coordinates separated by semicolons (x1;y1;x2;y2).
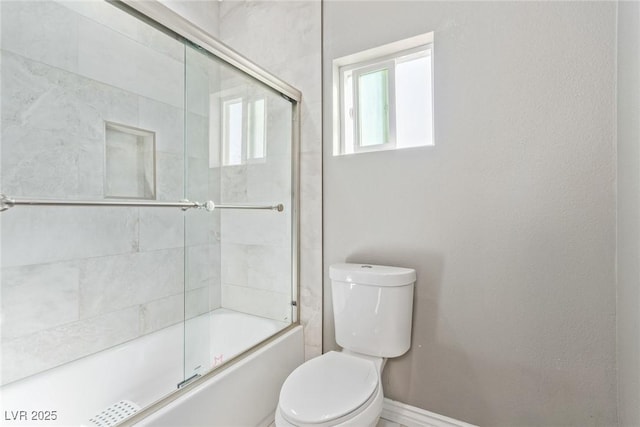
218;1;323;359
1;0;307;385
216;72;294;324
0;0;219;384
185;46;223;323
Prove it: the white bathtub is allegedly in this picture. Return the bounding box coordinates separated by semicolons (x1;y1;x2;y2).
134;325;303;427
0;309;302;427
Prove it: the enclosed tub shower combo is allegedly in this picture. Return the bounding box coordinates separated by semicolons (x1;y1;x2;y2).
0;1;301;425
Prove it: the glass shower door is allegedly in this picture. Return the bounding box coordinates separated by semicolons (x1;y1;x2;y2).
0;1;190;424
1;1;299;423
183;43;295;383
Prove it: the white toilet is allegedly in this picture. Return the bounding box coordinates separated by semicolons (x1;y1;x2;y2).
276;263;416;427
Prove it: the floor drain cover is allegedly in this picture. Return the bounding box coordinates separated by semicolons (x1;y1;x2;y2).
89;400;141;427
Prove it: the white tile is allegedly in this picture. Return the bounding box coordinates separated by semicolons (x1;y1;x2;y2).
136;16;185;63
1;306;139;385
77;137;106;198
247;156;292;202
139;97;185;154
300;100;322;154
1;262;80;339
1;51;128;141
1;123;99;199
77;16;138;99
220;165;248;203
76;80;139;131
77;15;183;108
78;248;184;318
300;196;322;250
1;0;79;72
221;243;249;286
187;156;210;201
186;287;210;320
55;0;138;44
186;112;209;160
186;244;218;290
220;209;291;247
271;54;321;103
140;294;184;335
135;40;184;108
57;0;183;63
185;51;211;116
214;0;324;362
264;95;294;157
1;51;141;198
156;152;184;201
247;245;292;294
138;209;185;252
186;209;216;247
163;0;219;38
209;281;222;310
300;248;322;351
222;285;291;323
1;207;139;268
221;242;290;295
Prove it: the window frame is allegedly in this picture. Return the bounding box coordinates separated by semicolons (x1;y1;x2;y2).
333;32;434;156
350;60;396;153
220;95;268;167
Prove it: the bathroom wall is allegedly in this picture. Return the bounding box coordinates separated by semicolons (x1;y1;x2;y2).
323;2;617;426
217;1;323;358
616;1;640;425
215;64;295;323
162;0;219;37
0;0;219;384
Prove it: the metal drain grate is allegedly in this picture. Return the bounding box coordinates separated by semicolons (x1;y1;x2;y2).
88;400;140;427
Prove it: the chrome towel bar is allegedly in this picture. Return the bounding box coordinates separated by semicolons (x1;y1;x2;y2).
0;194;284;213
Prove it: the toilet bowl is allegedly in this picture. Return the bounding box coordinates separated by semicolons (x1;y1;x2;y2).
276;351;385;427
276;264;416;427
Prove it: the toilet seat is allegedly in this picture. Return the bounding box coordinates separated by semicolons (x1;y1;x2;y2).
278;351;379;425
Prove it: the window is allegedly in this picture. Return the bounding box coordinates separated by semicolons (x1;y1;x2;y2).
221;97;267;166
334;32;434;155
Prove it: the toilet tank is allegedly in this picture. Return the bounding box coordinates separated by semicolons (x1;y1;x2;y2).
330;263;415;358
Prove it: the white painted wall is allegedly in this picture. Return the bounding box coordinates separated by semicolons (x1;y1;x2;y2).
616;1;640;425
323;2;617;426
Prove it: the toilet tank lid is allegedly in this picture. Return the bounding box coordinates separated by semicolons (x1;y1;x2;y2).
329;263;416;287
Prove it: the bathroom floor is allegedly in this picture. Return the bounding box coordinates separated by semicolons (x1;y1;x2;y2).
268;418;407;427
377;418;408;427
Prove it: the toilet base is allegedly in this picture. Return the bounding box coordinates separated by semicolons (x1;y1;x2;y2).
275;381;383;427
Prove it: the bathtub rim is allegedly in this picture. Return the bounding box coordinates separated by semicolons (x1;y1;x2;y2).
118;322;301;426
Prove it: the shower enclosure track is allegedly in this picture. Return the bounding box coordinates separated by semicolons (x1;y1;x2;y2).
0;194;284;213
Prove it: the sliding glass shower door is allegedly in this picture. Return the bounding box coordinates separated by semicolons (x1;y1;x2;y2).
183;42;294;384
0;0;298;424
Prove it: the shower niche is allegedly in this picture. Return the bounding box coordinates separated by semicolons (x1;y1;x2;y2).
104;122;156;199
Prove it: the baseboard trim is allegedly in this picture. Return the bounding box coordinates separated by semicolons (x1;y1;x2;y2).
381;398;477;427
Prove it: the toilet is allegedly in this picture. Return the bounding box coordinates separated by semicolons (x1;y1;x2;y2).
276;263;416;427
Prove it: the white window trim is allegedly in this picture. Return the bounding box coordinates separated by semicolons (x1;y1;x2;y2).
220;95;268;167
333;32;434;156
355;61;396;152
246;98;267;162
222;97;244;166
